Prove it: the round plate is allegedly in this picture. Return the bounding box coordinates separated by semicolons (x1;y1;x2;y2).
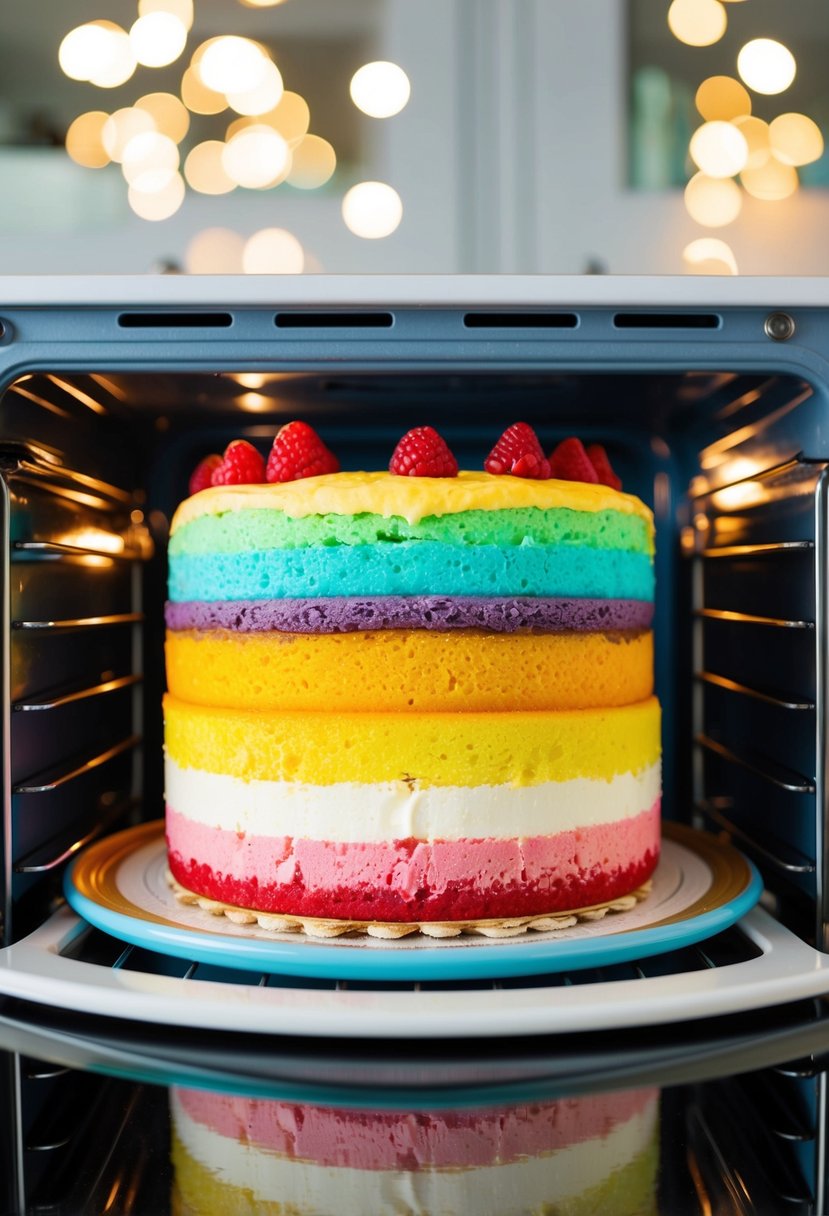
64;822;762;982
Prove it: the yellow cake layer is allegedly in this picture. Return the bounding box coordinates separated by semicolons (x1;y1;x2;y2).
165;628;654;712
163;695;661;787
171;470;654;534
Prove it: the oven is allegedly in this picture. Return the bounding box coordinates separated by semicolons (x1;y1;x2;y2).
0;274;829;1214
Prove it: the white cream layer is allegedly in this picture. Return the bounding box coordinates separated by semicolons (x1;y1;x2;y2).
164;758;661;843
172;1094;657;1216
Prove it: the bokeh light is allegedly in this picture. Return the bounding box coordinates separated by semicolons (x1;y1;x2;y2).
65;112;110;168
185;228;245;272
689;121;748;177
138;0;194;30
684;172;742;226
184;141;237;194
59;22;136;88
732;115;771;169
737;39;796;95
135;93;190;143
130;12;187;68
121;132;180;191
128;171;186;220
259;91;311;144
102;107;156;162
222;126;290;188
349;61;411;118
227;60;284;115
695;76;751;122
683;238;739;275
243;228;305;273
667;0;727;47
741;158;799;200
181;66;227;115
198;37;269;95
287;134;337;188
769;113;824;167
341;181;403;238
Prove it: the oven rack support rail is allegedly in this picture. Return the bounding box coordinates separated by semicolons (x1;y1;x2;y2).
1;904;829;1038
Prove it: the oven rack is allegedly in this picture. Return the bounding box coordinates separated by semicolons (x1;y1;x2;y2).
1;902;829;1038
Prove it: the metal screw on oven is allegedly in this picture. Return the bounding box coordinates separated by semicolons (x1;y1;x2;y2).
764;312;796;341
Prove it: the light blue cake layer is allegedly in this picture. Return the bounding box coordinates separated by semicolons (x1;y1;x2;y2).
167;542;655;603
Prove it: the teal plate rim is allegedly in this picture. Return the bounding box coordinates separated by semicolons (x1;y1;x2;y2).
63;822;763;983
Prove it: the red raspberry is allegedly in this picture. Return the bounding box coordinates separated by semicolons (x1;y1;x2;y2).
484;422;551;479
266;421;340;483
188;454;222;496
389;426;459;477
210;440;266;486
586;443;622;491
548;437;599;484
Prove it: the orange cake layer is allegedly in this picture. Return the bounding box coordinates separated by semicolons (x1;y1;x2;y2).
165;627;653;712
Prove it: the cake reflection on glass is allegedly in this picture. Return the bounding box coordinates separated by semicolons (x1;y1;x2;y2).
164;426;660;930
170;1085;659;1216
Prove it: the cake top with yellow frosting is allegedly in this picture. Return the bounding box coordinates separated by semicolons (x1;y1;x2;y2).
170;470;654;534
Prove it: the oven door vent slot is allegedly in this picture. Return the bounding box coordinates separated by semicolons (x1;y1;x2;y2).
613;312;721;329
463;312;578;328
274;312;394;328
118;312;233;328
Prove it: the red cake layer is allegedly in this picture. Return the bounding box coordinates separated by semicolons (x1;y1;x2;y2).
167;804;660;921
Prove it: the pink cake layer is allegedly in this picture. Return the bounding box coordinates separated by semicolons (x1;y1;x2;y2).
166;802;660;920
175;1087;657;1170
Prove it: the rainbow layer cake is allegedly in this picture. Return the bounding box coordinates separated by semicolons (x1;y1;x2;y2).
164;460;660;926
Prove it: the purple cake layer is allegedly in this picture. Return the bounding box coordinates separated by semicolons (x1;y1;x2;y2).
165;596;654;634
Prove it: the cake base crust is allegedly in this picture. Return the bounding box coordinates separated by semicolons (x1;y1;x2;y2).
166;869;652;939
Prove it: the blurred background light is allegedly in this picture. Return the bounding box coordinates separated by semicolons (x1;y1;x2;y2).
287;134;337;188
667;0;727;48
737;39;796;95
683;237;738;274
732;115;771;169
128;171;186;219
185;227;245;272
59;22;136;88
261;91;311;143
741;157;799;199
129;12;188;69
349;61;411;118
135;93;190;143
689;121;748;177
227;60;284;115
222;126;290;188
181;65;228;115
184;140;237;194
198;37;269;95
769;112;824;166
243;227;304;272
138;0;194;31
342;181;403;237
65;111;111;168
102;107;156;162
695;75;751;122
121;132;180;190
684;172;742;226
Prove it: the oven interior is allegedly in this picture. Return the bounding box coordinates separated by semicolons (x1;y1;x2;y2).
1;303;829;1212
